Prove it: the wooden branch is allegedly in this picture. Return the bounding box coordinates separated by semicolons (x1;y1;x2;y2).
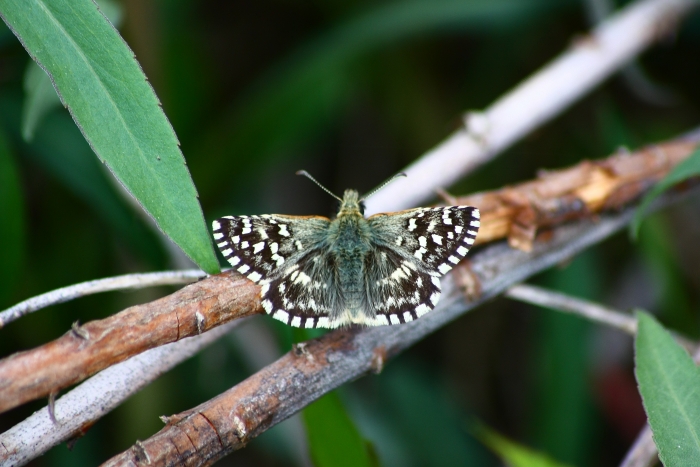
0;321;242;467
0;273;261;413
460;140;699;251
100;191;695;467
365;0;698;214
0;133;697;416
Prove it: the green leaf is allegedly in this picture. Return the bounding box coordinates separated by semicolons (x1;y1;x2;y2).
21;61;61;141
474;423;574;467
635;311;700;466
0;129;24;307
0;0;219;273
303;391;375;467
630;146;700;239
20;0;123;142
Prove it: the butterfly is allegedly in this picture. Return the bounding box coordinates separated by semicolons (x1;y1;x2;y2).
212;171;480;328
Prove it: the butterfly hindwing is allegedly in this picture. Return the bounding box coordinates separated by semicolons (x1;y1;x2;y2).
260;249;346;328
361;245;441;325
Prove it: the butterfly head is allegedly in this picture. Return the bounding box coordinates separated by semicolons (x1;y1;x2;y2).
338;189;365;217
296;170;406;219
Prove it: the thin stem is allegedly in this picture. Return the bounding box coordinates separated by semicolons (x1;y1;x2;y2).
0;270;206;328
505;284;638;335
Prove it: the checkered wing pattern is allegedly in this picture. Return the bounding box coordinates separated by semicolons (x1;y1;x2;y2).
361;206;480;325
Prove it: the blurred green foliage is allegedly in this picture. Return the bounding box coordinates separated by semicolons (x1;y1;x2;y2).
0;0;699;465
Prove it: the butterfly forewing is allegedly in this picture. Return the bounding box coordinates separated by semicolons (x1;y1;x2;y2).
212;214;330;282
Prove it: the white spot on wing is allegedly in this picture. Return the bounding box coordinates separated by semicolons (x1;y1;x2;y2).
408;218;417;231
221;248;232;257
212;220;221;230
271;253;285;266
241;227;252;235
273;309;289;323
213;232;223;240
270;242;279;254
438;263;452;274
238;264;250;274
294;272;312;285
389;314;400;325
305;318;315;328
448;255;459;264
248;271;262;282
403;312;413;322
419;236;427;247
416;303;431;316
253;241;265;253
228;256;241;266
279;225;290;237
262;300;273;313
457;246;468;256
291;316;301;327
432;234;443;245
317;317;330;328
471;220;480;227
430;292;440;305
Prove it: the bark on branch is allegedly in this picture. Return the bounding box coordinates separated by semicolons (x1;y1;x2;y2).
0;274;261;413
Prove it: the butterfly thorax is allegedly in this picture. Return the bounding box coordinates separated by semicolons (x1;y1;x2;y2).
326;189;372;316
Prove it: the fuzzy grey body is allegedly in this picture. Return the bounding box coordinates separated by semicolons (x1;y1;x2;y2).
212;189;480;328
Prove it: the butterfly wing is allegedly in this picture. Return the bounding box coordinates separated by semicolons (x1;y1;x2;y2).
363;206;480;324
212;214;345;328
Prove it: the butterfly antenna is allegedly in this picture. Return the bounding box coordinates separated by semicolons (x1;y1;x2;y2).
296;170;342;202
361;172;407;201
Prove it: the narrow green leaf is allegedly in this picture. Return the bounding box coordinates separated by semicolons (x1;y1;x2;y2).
635;311;700;466
0;0;219;273
0;129;25;306
21;61;61;141
630;147;700;239
20;0;123;142
303;391;374;467
474;423;574;467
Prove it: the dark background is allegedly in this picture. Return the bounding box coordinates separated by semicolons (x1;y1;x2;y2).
1;0;700;465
